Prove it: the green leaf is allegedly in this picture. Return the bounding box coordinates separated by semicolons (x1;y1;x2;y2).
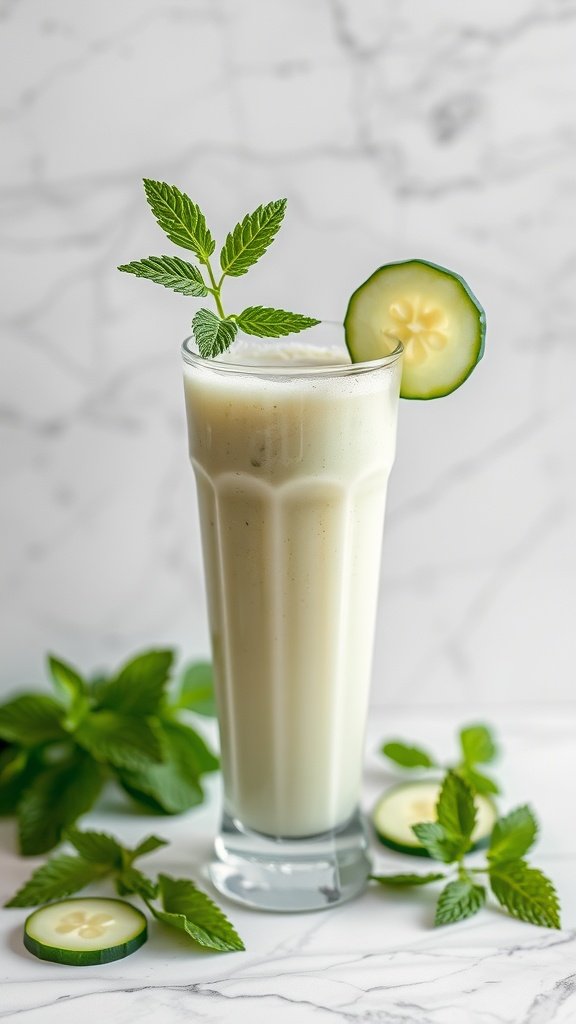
435;879;486;926
371;872;445;887
457;764;500;796
18;752;103;855
152;873;244;951
436;771;476;851
142;179;214;262
65;828;123;866
118;256;208;297
0;747;40;816
411;823;461;864
191;308;237;359
131;834;169;859
460;724;497;765
489;859;560;929
47;655;86;708
220;199;286;277
75;711;162;770
236;306;321;338
176;661;216;717
488;806;539;863
116;867;158;902
0;695;66;746
5;854;105;908
117;721;216;814
95;649;174;717
381;741;436;769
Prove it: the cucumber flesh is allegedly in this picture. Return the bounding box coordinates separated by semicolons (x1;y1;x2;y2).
24;897;147;966
344;259;485;399
373;780;497;858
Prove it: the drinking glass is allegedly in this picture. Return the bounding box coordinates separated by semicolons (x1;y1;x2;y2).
182;324;402;911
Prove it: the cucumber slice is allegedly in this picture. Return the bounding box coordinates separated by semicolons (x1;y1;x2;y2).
372;780;497;858
344;259;486;399
24;897;147;966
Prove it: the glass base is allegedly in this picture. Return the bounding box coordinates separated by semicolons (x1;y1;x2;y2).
209;808;371;912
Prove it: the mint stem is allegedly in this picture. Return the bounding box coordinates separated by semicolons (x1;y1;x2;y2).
205;260;225;318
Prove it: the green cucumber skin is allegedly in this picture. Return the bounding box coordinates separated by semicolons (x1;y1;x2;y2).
23;928;147;966
23;898;148;967
373;829;491;859
344;258;486;401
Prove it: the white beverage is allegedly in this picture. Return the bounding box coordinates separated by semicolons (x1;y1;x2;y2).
183;336;401;838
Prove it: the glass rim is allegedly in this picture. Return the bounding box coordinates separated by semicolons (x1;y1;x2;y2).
181;323;403;378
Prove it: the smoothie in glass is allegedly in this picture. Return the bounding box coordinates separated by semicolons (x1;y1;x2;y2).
182;327;402;908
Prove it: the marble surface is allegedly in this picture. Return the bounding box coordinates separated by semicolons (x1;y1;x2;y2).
2;0;576;704
1;708;576;1023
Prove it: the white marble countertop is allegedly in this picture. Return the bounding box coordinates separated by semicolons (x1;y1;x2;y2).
1;707;575;1023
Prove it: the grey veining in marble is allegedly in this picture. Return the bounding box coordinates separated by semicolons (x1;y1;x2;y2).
1;4;576;696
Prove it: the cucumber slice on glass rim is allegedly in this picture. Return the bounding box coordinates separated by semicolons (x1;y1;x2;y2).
372;780;497;858
23;897;147;966
344;259;486;399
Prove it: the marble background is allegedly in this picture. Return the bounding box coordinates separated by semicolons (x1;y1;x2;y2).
1;0;576;706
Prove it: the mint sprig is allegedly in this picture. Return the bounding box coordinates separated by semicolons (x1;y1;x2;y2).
371;773;560;929
0;649;219;854
5;828;244;953
381;722;500;796
118;180;320;357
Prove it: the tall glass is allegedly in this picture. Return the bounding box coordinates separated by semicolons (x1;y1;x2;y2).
182;325;402;911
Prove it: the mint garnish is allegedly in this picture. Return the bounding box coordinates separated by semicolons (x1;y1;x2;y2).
381;722;500;796
371;771;561;929
118;180;320;358
0;649;219;854
6;827;244;953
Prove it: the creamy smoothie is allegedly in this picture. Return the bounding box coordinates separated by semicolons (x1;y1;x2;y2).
183;336;401;838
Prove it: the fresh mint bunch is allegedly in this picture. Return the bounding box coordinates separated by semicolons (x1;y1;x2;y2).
118;180;320;358
381;723;499;796
5;827;244;953
372;771;560;929
0;652;219;855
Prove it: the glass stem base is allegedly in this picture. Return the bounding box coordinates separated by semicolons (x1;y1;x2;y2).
209;808;371;912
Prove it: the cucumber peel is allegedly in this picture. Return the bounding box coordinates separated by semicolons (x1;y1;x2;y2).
24;897;147;966
344;259;486;399
372;780;497;858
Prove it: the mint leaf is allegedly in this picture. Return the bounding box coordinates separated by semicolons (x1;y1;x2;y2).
0;748;41;816
220;200;286;277
153;873;244;951
117;721;215;814
460;724;497;765
489;859;560;929
74;711;162;770
116;866;158;902
381;741;436;769
488;806;538;863
47;655;86;708
371;872;445;887
192;308;237;358
236;306;320;338
131;834;169;859
18;752;103;855
435;879;486;926
0;695;65;746
5;854;104;907
95;649;174;716
65;828;123;866
176;661;216;717
457;764;500;796
142;180;214;262
412;823;461;863
118;256;208;297
436;771;476;851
